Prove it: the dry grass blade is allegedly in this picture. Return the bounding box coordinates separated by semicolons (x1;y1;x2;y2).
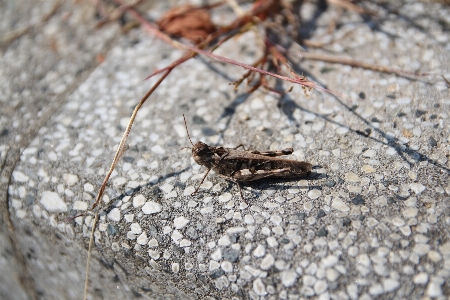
83;212;99;300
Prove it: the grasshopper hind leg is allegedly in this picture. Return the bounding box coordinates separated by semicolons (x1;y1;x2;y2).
192;168;211;194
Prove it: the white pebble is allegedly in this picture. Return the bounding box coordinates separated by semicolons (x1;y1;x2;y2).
331;198;349;212
413;244;431;256
345;172;360;182
253;278;266;296
308;190;322;199
392;217;405;227
410;183;425;194
137;232;148;245
173;216;190;229
221;261;233;272
73;201;88;211
133;194;146;207
148;238;158;247
362;149;376;158
260;254;274;270
426;280;443;297
253;244;265;257
321;255;338;268
314;280;328;294
40;191;67;212
270;215;282;225
171;230;183;243
84;183;94;192
244;214;255;224
383;278;399;292
413;273;428;284
13;171;29;182
63;173;78;186
369;284;383;295
142;201;162;214
172;263;179;273
211;248;222;261
218;235;231;246
130;223;142;234
209;260;220;271
267;236;278;248
108;208;121;222
281;270;298;287
179;239;191;247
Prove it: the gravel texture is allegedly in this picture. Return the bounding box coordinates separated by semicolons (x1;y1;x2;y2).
1;1;450;299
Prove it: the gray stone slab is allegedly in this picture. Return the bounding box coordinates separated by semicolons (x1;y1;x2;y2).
2;1;450;299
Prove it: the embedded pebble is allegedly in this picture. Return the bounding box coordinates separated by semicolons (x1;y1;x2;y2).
63;173;78;186
137;232;148;245
308;190;321;199
209;261;220;271
171;230;183;244
345;172;360;182
362;149;376;158
270;215;282;225
369;284;383;295
427;279;443;297
179;239;191;247
280;270;297;287
172;263;179;273
413;273;429;284
413;244;431;256
428;251;441;262
331;198;349;212
73;201;88;211
410;183;425;194
142;201;162;214
253;244;265;257
108;208;121;222
400;226;411;236
383;278;399;292
392;218;405;227
367;218;379;228
253;278;266;296
403;207;418;218
321;255;338;268
219;193;232;203
133;194;146;207
326;269;340;282
173;216;190;229
148;238;158;247
211;248;222;261
244;214;255;225
361;165;376;173
130;223;142;234
218;235;231;246
40;191;67;212
314;280;328;294
304;201;313;211
260;254;274;270
13;171;29;182
221;261;233;273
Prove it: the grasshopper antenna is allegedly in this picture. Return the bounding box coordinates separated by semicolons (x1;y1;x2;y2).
183;114;194;146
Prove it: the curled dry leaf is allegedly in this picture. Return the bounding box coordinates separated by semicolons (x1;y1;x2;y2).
156;4;217;44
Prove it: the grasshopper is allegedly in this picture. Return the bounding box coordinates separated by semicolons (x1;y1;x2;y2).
183;115;312;201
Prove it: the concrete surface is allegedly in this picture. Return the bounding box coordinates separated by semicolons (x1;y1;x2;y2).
1;0;450;299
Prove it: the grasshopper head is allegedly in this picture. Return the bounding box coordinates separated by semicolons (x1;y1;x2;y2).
192;141;214;167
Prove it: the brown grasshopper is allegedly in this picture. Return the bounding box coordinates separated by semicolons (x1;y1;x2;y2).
183;115;312;201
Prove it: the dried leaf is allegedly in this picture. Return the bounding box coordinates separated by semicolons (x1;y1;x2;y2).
156;5;216;43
